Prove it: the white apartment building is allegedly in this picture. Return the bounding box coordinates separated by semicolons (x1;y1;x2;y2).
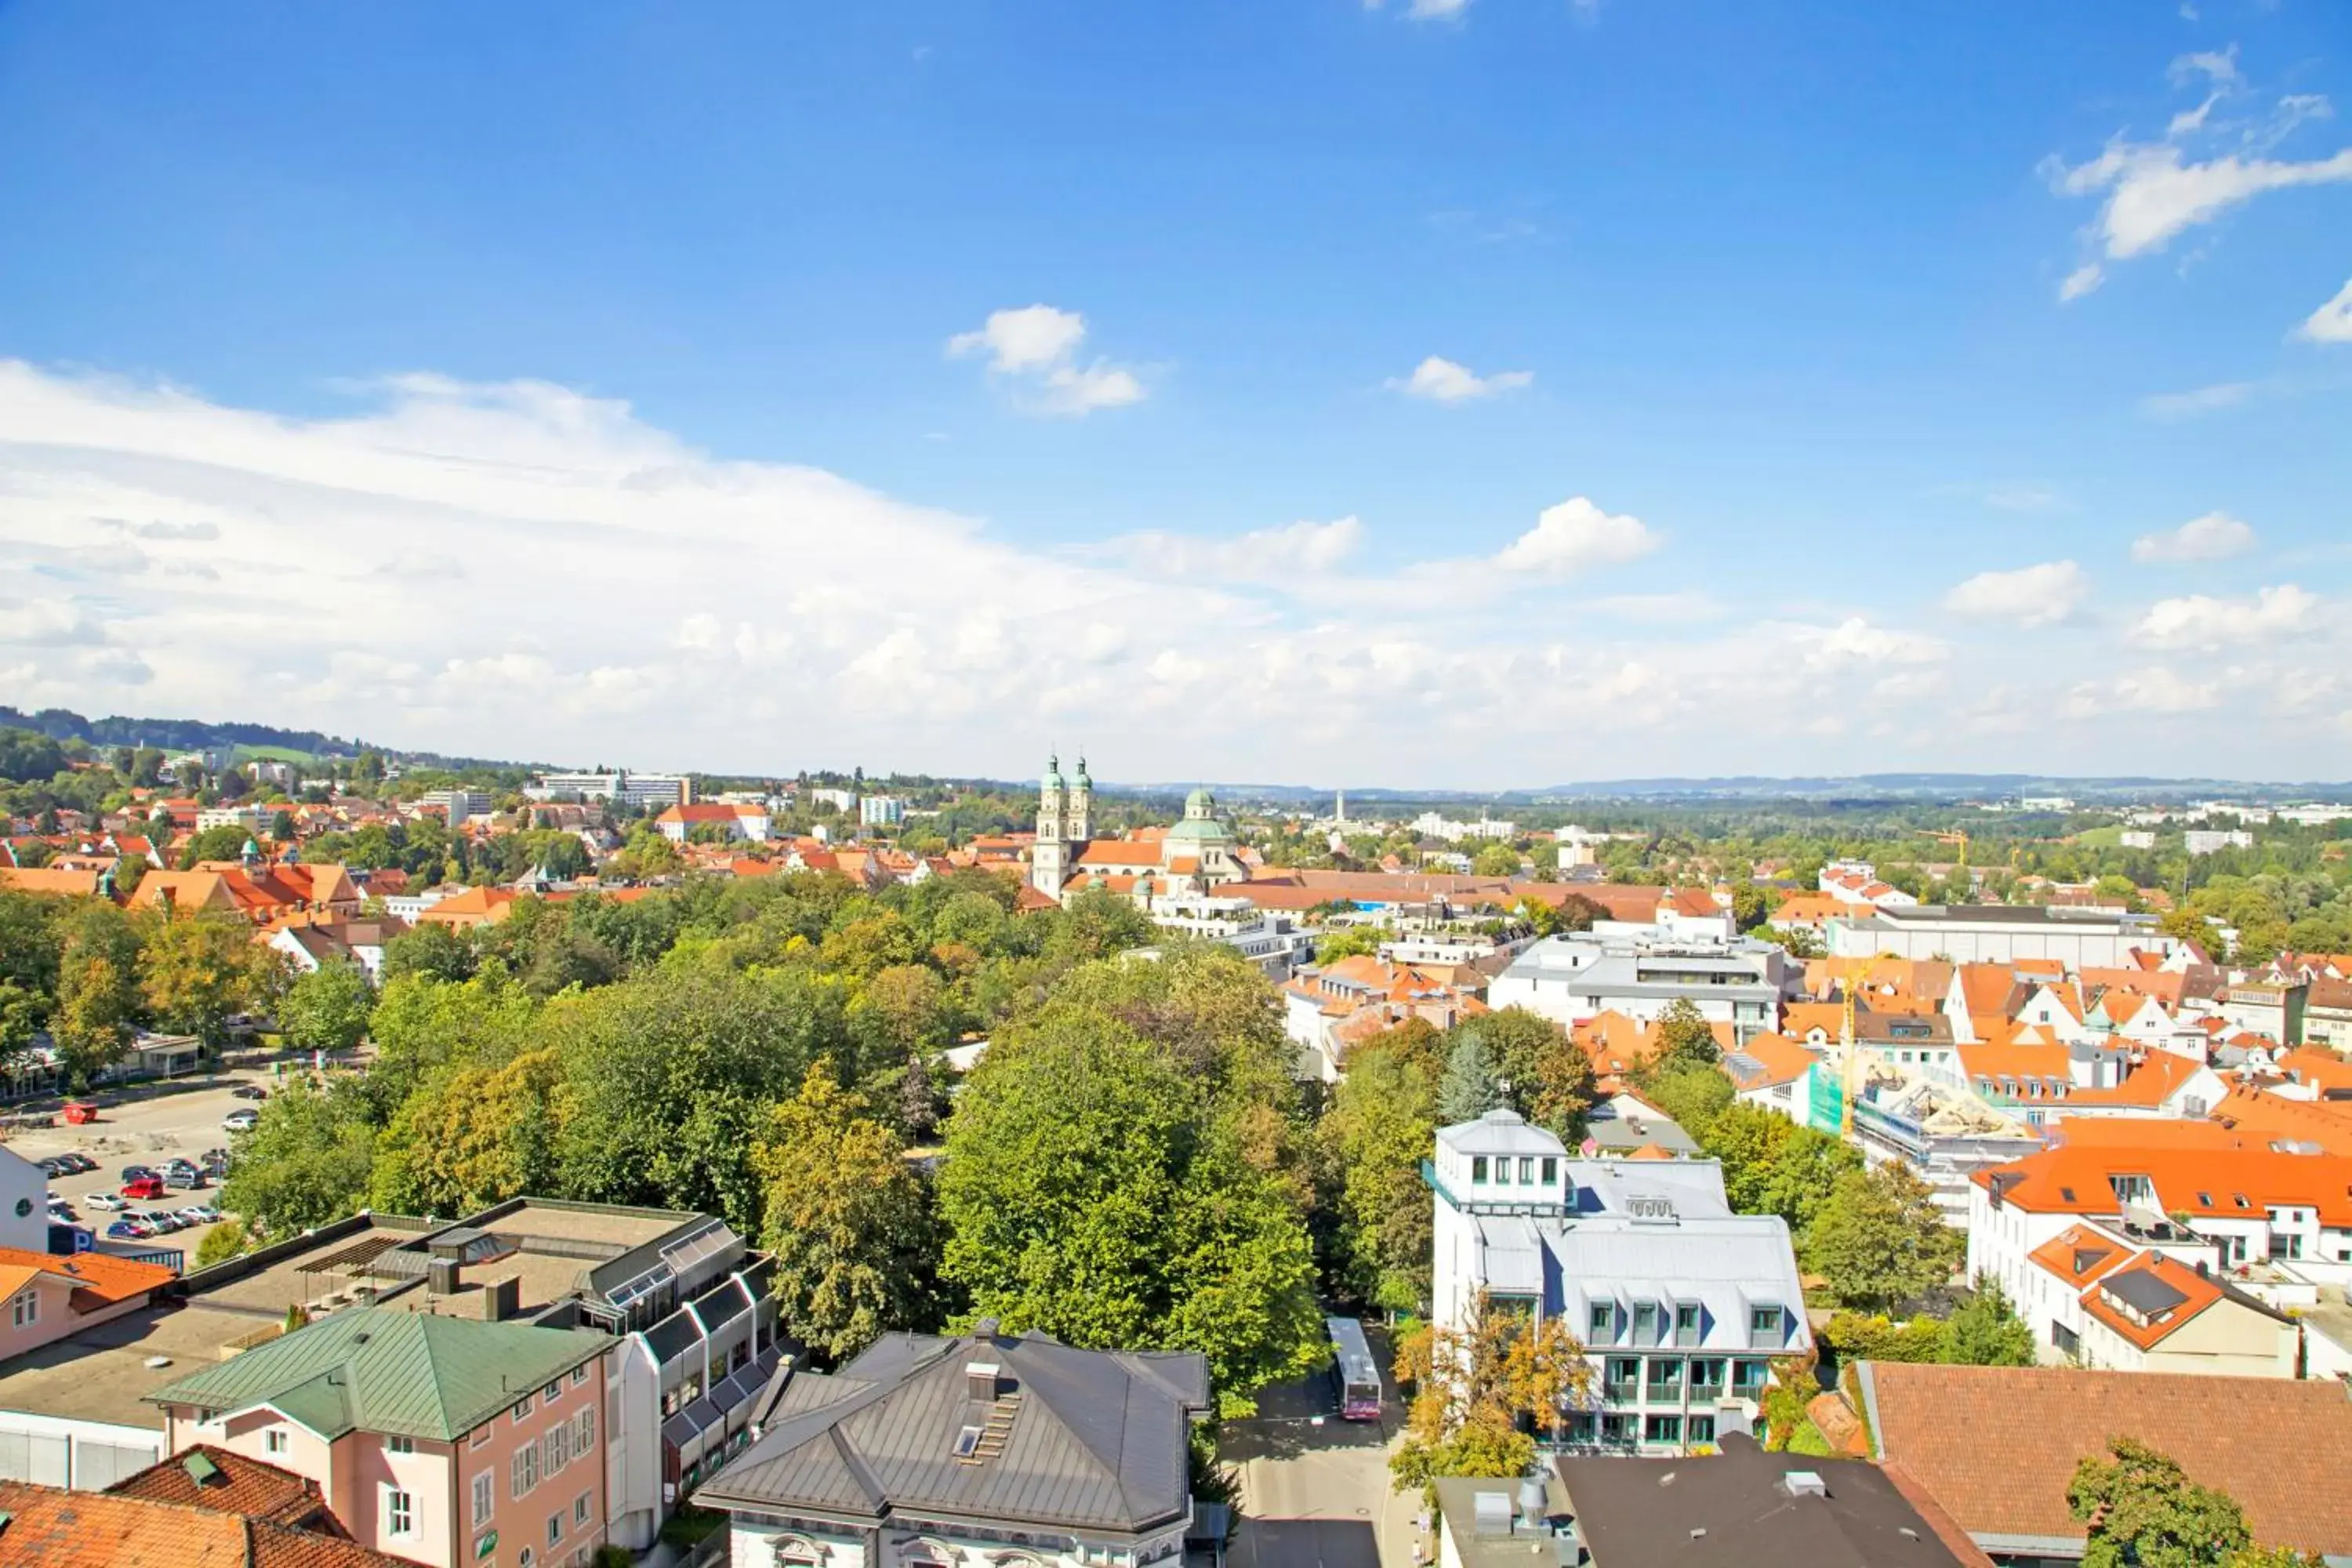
1829;904;2168;967
1430;1112;1809;1454
2185;829;2254;856
1489;931;1798;1045
858;795;906;827
419;788;492;826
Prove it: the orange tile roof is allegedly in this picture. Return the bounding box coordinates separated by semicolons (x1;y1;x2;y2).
0;865;105;897
1073;840;1164;869
0;1479;405;1566
2209;1083;2352;1156
2025;1224;2136;1290
2057;1050;2204;1109
2278;1047;2352;1095
107;1446;333;1530
1976;1133;2352;1225
1865;1364;2352;1559
0;1245;174;1312
2077;1252;2230;1351
1723;1030;1820;1089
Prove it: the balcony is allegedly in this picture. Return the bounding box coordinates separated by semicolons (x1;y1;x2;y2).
1602;1380;1638;1403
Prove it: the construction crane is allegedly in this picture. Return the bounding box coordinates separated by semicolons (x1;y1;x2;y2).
1837;953;1889;1140
1925;829;1970;869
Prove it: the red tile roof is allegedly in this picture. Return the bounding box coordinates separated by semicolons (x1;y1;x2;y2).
0;1479;405;1567
1864;1363;2352;1559
107;1446;336;1532
0;1245;174;1312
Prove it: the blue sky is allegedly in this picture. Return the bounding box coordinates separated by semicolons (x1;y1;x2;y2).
1;0;2347;786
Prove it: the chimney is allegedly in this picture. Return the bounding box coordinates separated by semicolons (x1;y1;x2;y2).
427;1258;460;1294
481;1276;520;1323
965;1362;1001;1403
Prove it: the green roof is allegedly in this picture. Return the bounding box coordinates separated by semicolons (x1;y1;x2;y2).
144;1308;612;1443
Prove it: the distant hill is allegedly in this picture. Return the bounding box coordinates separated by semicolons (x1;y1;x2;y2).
0;706;359;759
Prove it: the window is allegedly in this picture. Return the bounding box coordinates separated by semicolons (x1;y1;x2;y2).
265;1428;289;1456
519;1550;535;1568
574;1406;595;1454
1472;1156;1488;1183
512;1439;539;1500
10;1289;36;1328
1588;1303;1613;1340
511;1392;534;1422
1686;1414;1716;1444
2197;1192;2212;1207
548;1511;564;1547
1732;1359;1769;1396
546;1421;570;1475
387;1435;415;1456
2052;1322;2080;1357
543;1381;561;1403
1643;1414;1682;1444
1675;1304;1700;1338
1540;1156;1557;1185
1690;1358;1726;1394
387;1489;415;1536
574;1492;591;1528
2234;1193;2251;1209
572;1365;589;1388
473;1472;495;1529
1749;1305;1781;1337
1646;1357;1683;1398
470;1425;492;1450
1518;1156;1534;1184
1632;1301;1657;1342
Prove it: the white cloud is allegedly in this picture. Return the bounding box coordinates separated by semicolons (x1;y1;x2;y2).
1110;516;1365;581
2296;277;2352;343
946;304;1146;416
1791;617;1947;670
2140;381;2253;419
2132;510;2256;563
2067;666;2221;715
3;358;2336;782
2042;60;2352;296
1942;561;2089;627
2134;584;2321;648
1388;355;1534;403
1491;497;1656;575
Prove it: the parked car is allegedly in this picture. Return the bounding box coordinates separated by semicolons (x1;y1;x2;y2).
143;1210;187;1233
164;1170;207;1192
230;1085;269;1101
176;1205;221;1225
222;1109;260;1131
34;1157;65;1178
119;1164;154;1182
162;1158;199;1179
85;1192;127;1211
46;1200;74;1221
104;1219;146;1240
57;1152;96;1174
121;1175;165;1200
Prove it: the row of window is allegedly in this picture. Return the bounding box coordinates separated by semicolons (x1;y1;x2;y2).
1586;1302;1780;1343
1595;1356;1771;1403
1468;1154;1559;1188
503;1363;594;1432
474;1407;597;1526
1565;1410;1719;1446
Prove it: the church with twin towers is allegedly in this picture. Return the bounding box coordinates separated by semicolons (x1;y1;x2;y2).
1027;753;1247;904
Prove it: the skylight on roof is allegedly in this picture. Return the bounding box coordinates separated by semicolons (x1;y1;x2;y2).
953;1425;983;1459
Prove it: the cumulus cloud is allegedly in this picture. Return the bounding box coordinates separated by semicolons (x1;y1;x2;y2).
2;358;2328;782
2296;277;2352;343
2042;58;2352;299
1388;355;1534;403
1942;561;2089;627
2132;511;2256;562
946;304;1146;416
2067;666;2222;716
1491;497;1656;575
2134;584;2321;649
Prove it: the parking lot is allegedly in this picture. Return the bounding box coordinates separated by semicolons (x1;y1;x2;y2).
2;1071;277;1261
1221;1323;1421;1568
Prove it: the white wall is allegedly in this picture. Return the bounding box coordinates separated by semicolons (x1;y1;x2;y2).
0;1149;49;1254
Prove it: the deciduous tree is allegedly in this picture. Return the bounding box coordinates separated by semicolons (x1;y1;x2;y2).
278;959;373;1054
1391;1290;1592;1492
2068;1438;2249;1568
1803;1163;1961;1313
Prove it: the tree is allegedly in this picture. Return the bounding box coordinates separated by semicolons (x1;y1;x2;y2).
1638;1062;1734;1140
140;910;278;1049
219;1078;378;1235
1940;1276;2036;1367
1471;844;1523;878
1649;998;1721;1073
938;1011;1323;1414
1730;883;1770;931
270;809;298;842
1314;926;1384;966
1803;1163;1962;1313
0;979;40;1067
1763;923;1825;960
753;1062;941;1362
1436;1029;1503;1126
1451;1009;1594;1141
369;1048;564;1217
1322;1020;1443;1312
380;921;475;985
51;905;141;1086
177;822;254;869
1391;1290;1592;1492
278;960;373;1054
898;1051;940;1143
2068;1438;2250;1568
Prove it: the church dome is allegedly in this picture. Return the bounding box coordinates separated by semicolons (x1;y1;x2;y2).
1184;786;1214;817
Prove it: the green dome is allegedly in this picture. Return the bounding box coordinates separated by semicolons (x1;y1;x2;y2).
1184;787;1214;816
1166;815;1231;844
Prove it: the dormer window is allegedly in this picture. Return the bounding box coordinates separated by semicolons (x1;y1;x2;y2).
1632;1302;1657;1341
1750;1305;1782;1337
1541;1157;1558;1185
1589;1303;1614;1340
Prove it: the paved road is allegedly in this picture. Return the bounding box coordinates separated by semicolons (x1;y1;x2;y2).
1224;1323;1423;1568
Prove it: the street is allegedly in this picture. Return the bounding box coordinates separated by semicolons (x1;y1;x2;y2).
1222;1323;1421;1568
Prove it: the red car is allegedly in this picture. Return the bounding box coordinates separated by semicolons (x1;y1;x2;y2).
120;1175;165;1200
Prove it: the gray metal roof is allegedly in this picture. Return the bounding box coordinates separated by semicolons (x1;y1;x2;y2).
1438;1109;1568;1158
695;1330;1211;1538
2103;1267;2190;1316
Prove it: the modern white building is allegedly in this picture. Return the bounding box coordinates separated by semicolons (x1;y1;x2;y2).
858;795;906;827
1429;1111;1810;1453
1828;904;2168;967
1488;931;1798;1045
419;788;492;826
2185;829;2255;856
